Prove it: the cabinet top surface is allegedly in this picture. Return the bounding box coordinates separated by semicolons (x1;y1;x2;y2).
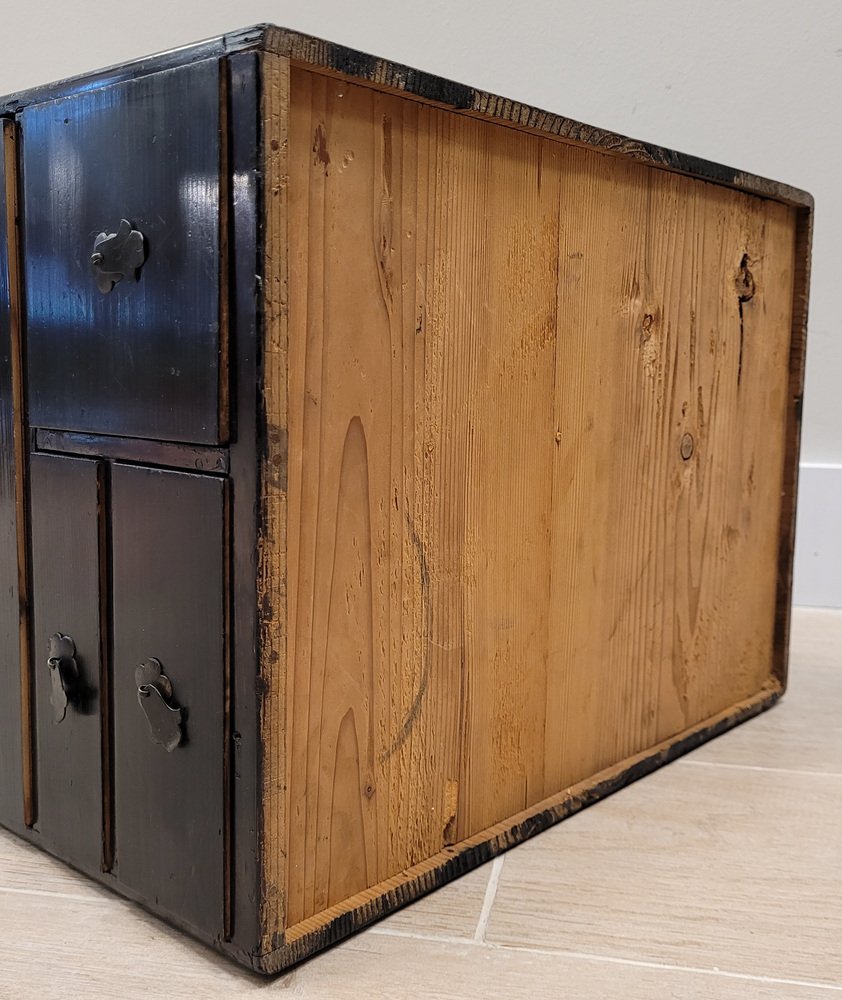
0;22;811;210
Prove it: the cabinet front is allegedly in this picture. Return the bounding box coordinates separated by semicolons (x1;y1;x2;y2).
111;463;226;938
29;453;104;871
20;58;228;445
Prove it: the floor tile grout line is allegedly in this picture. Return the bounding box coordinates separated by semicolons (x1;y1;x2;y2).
0;885;109;904
473;855;505;943
368;927;842;992
679;760;842;779
492;943;842;994
372;928;477;947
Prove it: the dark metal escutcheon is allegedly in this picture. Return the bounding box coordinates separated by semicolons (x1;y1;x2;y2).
47;633;79;725
135;658;183;752
90;219;146;293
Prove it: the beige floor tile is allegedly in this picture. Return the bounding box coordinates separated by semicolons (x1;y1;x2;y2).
485;763;842;987
243;933;842;999
0;891;263;999
375;863;492;939
0;895;835;1000
0;829;106;899
688;608;842;774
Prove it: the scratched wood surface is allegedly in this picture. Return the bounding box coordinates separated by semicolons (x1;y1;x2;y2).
274;66;798;932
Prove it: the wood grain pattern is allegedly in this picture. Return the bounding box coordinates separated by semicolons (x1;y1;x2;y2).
261;25;811;211
274;68;798;933
257;50;290;955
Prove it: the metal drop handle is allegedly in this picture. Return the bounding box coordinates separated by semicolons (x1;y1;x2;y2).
47;633;78;725
135;658;184;753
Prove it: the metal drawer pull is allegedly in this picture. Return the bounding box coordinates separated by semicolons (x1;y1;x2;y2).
47;633;79;725
90;219;146;293
135;658;183;752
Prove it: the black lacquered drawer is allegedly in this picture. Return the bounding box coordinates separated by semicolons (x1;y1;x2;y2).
21;58;227;445
110;463;226;938
29;453;104;872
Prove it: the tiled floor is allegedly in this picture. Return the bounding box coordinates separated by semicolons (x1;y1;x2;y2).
1;607;840;998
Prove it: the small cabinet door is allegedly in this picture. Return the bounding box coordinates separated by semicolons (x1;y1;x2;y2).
111;464;226;938
21;58;227;444
29;453;103;871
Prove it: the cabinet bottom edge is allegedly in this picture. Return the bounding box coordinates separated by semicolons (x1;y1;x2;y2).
255;679;782;976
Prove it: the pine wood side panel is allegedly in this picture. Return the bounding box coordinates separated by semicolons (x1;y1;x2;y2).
543;159;795;796
284;69;465;928
280;68;798;930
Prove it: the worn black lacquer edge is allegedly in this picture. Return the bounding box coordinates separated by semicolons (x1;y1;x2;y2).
0;23;811;209
0;25;265;113
34;429;229;475
252;684;782;976
261;25;811;209
225;51;264;959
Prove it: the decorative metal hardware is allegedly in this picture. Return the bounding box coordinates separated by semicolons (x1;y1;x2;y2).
90;219;146;293
47;633;79;725
135;658;183;752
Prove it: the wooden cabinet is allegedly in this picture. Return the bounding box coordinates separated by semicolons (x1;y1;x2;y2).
0;25;814;975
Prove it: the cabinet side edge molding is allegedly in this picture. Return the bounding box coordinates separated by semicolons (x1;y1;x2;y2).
256;48;291;957
1;120;34;830
0;25;812;976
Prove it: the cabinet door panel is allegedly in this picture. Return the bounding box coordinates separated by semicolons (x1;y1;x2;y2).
0;139;23;831
111;464;225;938
29;453;103;871
21;58;226;444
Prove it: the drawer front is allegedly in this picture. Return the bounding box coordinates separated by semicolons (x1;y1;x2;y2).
111;464;225;937
21;58;226;445
30;453;103;870
0;140;23;829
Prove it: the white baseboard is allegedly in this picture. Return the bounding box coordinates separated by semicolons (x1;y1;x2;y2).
793;463;842;609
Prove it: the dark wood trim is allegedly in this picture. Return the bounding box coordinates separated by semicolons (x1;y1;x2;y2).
254;682;783;975
34;429;229;474
224;50;263;959
3;120;34;828
0;25;266;113
772;204;813;689
259;26;811;210
222;477;233;941
96;461;114;872
218;60;231;444
1;24;811;211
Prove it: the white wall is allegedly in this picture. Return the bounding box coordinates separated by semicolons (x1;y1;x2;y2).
1;1;839;600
